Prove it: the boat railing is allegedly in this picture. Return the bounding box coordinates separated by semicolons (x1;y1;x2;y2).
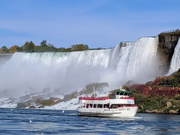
121;105;137;107
120;97;134;100
79;97;110;100
79;97;134;100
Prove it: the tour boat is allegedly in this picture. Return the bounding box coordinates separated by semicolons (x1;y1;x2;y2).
77;89;138;117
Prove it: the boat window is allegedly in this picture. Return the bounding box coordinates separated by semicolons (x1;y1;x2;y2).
104;104;108;108
111;104;120;108
82;103;85;108
124;93;129;96
92;104;96;108
87;104;92;108
97;104;102;108
117;92;120;95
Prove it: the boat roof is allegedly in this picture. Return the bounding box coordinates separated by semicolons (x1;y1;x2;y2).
116;90;131;93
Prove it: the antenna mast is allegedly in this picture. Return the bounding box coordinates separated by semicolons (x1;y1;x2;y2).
93;85;96;97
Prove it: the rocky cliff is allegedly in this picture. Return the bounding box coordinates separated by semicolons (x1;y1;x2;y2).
158;29;180;73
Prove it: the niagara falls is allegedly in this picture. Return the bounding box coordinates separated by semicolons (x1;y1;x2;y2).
0;37;161;98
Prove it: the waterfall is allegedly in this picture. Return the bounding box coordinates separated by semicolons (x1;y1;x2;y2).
0;37;161;98
168;38;180;74
124;37;160;82
0;50;117;97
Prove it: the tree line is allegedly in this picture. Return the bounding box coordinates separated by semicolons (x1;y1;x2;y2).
0;40;90;53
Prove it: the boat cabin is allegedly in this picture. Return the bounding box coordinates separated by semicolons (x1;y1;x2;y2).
115;89;131;99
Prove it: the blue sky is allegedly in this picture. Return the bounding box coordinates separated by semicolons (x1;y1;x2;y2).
0;0;180;48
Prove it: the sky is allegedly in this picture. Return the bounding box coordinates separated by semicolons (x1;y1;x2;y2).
0;0;180;49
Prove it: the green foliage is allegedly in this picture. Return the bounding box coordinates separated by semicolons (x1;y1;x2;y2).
71;44;89;51
47;44;57;52
16;46;22;52
175;95;180;100
35;46;48;52
1;40;92;53
22;41;36;52
57;47;66;52
36;99;55;106
1;46;8;53
40;40;48;47
34;41;57;52
29;41;36;52
132;92;180;113
66;48;73;52
39;100;52;106
16;102;26;109
158;70;180;87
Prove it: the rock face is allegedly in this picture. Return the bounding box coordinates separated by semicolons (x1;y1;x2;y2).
169;109;179;114
158;29;180;73
166;102;172;108
79;82;109;95
15;82;109;109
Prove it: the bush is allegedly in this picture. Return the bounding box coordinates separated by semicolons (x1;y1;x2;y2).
16;102;26;109
175;95;180;100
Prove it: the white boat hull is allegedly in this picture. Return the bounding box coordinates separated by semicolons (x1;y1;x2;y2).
78;107;138;117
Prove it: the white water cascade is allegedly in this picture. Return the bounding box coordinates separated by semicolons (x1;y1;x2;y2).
0;37;161;98
124;37;159;81
168;38;180;74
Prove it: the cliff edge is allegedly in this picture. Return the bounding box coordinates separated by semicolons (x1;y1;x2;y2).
158;29;180;73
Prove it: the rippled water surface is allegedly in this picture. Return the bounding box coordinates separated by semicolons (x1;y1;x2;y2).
0;108;179;135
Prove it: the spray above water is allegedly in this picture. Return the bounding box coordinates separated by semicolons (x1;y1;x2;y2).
0;37;162;98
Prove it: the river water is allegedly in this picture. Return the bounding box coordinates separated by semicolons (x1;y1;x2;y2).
0;108;179;135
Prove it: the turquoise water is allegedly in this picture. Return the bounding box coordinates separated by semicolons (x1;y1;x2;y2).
0;108;179;135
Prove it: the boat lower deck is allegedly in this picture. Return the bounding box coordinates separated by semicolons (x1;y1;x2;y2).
78;106;138;117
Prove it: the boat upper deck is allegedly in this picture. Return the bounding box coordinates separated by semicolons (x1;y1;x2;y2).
79;97;110;100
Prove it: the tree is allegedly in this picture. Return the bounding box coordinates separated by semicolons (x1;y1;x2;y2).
22;41;30;51
28;41;36;52
16;46;22;52
71;44;89;51
9;45;18;53
1;46;8;53
47;43;57;52
0;48;3;53
57;47;66;52
22;41;36;52
66;48;72;52
40;40;48;47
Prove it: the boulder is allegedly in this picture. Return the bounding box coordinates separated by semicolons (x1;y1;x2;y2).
166;102;172;108
16;102;26;109
145;109;164;114
39;105;44;108
169;109;179;114
29;106;36;109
